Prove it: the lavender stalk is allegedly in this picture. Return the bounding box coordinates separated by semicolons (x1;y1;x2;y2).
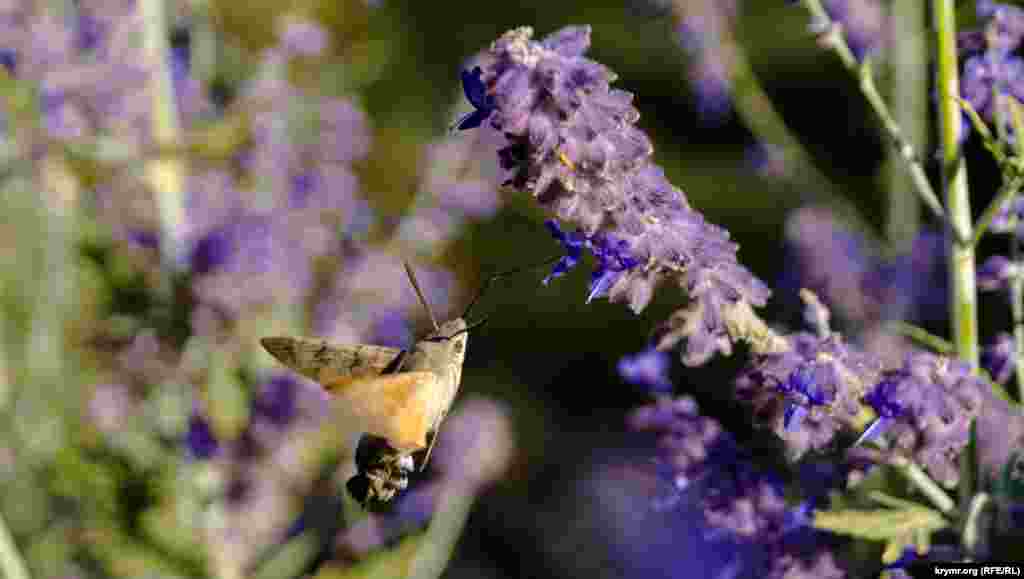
0;512;30;579
1012;237;1024;401
972;173;1024;247
885;0;926;248
697;2;869;223
140;0;186;272
935;0;980;509
799;0;963;243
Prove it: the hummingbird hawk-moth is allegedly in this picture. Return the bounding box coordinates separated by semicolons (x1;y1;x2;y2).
260;262;469;506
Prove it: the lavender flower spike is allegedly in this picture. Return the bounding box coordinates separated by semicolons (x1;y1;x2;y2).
477;26;782;365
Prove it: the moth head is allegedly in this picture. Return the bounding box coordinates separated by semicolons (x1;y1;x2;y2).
426;317;469;352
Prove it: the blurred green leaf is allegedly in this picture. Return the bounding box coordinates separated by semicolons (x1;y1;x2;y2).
81;519;190;579
314;534;424;579
2;474;49;536
814;491;948;563
252;531;320;579
140;500;207;569
203;342;250;442
49;446;120;517
25;521;75;579
994;451;1024;502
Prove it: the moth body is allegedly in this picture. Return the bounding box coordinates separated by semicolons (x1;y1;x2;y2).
260;262;472;507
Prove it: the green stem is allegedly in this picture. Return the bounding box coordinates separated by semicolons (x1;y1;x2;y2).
890;455;957;515
408;485;476;579
886;321;954;354
961;492;991;560
885;1;926;249
973;173;1024;247
1012;237;1024;402
799;0;964;243
0;512;31;579
722;6;871;228
934;0;979;510
139;0;186;273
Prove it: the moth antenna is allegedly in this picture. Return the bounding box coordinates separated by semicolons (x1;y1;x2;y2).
454;318;487;337
403;261;440;332
420;431;439;472
462;255;562;319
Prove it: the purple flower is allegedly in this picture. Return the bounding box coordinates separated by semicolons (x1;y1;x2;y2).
189;226;234;276
961;52;1024;122
992;196;1024;234
251;374;298;427
454;66;496;131
627;396;731;493
542;219;641;302
618;347;673;393
982;332;1016;385
476;26;769;366
542;219;585;284
978;255;1016;291
976;1;1024;53
959;3;1024;135
628;396;847;576
822;0;884;60
278;18;329;57
186;411;219;459
782;208;947;328
0;48;15;73
856;352;987;485
855;373;908;446
676;18;733;125
735;331;883;458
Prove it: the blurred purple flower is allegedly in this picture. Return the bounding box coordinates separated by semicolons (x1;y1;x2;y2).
618;347;673;393
88;382;136;433
677;19;733;125
978;255;1016;291
992;196;1024;234
982;332;1016;385
313;247;454;345
187;411;219;459
822;0;884;60
744;142;788;178
629;396;847;576
782;208;947;328
278;18;329;57
477;26;769;366
976;1;1024;53
959;2;1024;138
0;47;16;73
627;396;729;491
961;52;1024;122
0;3;152;146
189;226;234;276
251;374;299;427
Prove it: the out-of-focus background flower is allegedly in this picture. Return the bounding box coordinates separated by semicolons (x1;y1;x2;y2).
1;0;1019;578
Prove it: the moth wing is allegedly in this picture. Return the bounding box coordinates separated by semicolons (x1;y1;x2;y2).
260;336;403;383
324;371;439;452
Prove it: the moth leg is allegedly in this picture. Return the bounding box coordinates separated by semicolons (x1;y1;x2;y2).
381;350;410;375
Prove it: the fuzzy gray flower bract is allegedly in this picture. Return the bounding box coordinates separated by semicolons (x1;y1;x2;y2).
477;26;769;366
